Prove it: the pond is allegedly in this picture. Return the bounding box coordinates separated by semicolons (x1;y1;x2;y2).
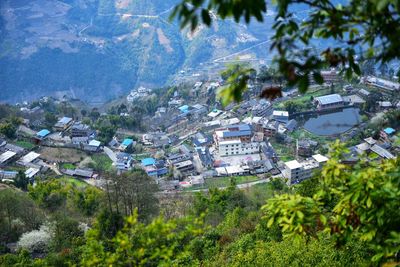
303;108;361;136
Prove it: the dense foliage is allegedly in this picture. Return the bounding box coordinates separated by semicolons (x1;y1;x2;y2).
1;147;399;266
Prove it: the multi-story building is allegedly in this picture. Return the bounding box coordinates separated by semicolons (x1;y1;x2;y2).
284;154;328;184
115;152;133;171
214;124;261;156
71;122;94;138
272;110;289;123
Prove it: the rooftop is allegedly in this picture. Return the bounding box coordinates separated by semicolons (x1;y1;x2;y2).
55;117;73;126
273;110;289;117
315;94;343;105
121;138;134;147
312;154;329;163
141;158;156;166
384;127;396;135
0;151;16;164
19;152;40;164
89;140;101;147
285;160;302;170
37;129;50;138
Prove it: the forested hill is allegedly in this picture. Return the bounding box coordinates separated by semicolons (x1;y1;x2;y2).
0;0;273;104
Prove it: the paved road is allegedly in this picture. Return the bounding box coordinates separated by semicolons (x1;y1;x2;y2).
104;147;117;162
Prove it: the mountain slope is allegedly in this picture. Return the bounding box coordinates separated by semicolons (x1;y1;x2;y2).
0;0;273;104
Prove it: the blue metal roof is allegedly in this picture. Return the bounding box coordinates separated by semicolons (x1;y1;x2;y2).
384;127;396;135
221;124;252;138
178;105;190;113
141;158;156;166
37;129;50;137
122;138;134;146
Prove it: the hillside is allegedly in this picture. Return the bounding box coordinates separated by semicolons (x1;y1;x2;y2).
0;0;274;104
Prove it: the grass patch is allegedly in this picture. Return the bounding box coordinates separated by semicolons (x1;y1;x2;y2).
61;163;75;170
205;175;260;188
134;153;152;161
59;177;88;188
15;140;35;150
91;154;113;171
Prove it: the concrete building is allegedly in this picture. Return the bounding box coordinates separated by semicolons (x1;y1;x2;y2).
314;94;344;110
54;117;73;131
214;124;260;156
70;122;94;138
273;111;289;123
218;140;260;156
284;154;328;184
115;153;133;171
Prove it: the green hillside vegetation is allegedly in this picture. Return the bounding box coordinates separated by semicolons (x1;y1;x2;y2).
0;144;399;266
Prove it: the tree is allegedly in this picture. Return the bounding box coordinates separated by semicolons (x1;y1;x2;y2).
262;141;400;263
0;189;44;243
14;171;30;191
104;170;159;222
0;122;17;139
44;112;57;126
172;0;400;103
80;212;204;267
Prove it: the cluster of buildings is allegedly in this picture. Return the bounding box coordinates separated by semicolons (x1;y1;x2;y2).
127;86;153;102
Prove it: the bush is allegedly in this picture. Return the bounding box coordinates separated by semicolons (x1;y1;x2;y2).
17;225;53;253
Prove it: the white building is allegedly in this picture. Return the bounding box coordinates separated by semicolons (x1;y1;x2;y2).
284;154;328;184
218;140;260;156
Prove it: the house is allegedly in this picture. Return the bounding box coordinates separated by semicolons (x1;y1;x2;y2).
215;165;250;176
0;151;17;166
370;144;395;159
321;69;339;84
35;129;50;140
252;100;273;117
285;119;298;132
247;159;274;174
314;94;344;110
70;122;94;138
72;137;89;145
74;168;94;178
378;101;393;110
384;128;396;135
17;152;41;167
54;117;73;131
173;160;195;174
273;110;289;123
357;89;371;97
363;76;400;91
192;104;207;116
207;109;223;119
178;105;190;114
343;95;366;106
141;158;156;167
4;144;25;154
192;132;210;147
25;168;40;179
115;152;133;171
119;138;135;151
83;140;101;152
196;147;213;168
297;139;318;157
262;120;279;137
284;154;328;184
0;170;18;180
141;158;168;177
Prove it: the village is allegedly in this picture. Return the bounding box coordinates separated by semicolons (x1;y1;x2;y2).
1;70;400;192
